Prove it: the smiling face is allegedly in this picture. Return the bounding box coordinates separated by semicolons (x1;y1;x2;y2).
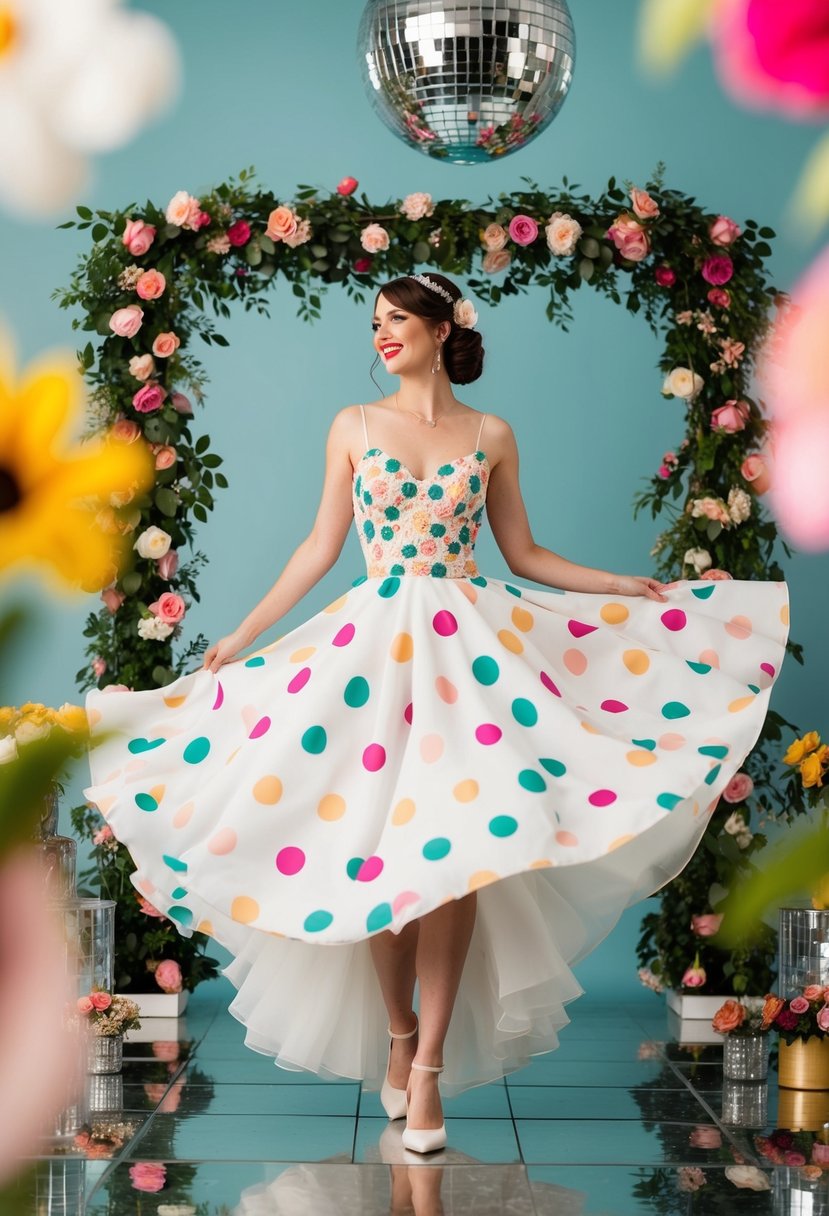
372;290;449;377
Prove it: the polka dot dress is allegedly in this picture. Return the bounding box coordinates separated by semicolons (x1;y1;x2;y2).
83;406;791;1092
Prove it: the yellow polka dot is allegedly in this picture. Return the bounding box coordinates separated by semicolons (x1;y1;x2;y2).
231;896;259;924
149;784;165;804
729;694;756;713
197;920;214;937
623;649;650;675
318;793;346;821
781;602;789;625
457;581;477;604
627;749;657;766
498;629;524;654
581;720;602;735
173;801;194;828
453;779;479;802
225;747;240;765
608;835;635;851
601;602;629;624
324;595;348;613
421;733;444;763
163;694;188;708
390;632;414;662
253;775;283;804
87;708;102;729
556;831;579;847
530;858;554;869
96;796;115;815
511;606;534;632
290;645;316;662
435;675;458;704
468;870;499;891
392;798;416;825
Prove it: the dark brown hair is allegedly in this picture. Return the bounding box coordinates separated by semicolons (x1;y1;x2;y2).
374;274;484;385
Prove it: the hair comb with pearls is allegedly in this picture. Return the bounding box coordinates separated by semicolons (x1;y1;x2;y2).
407;273;478;329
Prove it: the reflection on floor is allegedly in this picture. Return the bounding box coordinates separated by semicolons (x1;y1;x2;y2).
15;977;826;1213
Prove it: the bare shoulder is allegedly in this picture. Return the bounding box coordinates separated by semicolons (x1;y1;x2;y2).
479;411;517;469
328;404;372;472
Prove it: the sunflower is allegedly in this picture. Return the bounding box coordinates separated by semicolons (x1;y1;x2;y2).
0;329;155;591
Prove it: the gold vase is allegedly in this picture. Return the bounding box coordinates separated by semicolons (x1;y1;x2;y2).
777;1086;829;1132
779;1035;829;1090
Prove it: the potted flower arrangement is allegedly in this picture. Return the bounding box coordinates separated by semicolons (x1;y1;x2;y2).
711;997;771;1079
73;989;140;1073
763;985;829;1090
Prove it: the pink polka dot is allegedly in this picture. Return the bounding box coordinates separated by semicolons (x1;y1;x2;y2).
393;890;421;916
435;676;458;704
601;699;628;713
432;610;458;637
661;609;687;631
357;856;384;882
249;716;271;739
658;733;686;750
332;622;355;647
568;620;597;638
540;671;562;697
475;723;502;745
363;743;386;771
699;649;720;669
212;681;224;710
760;662;776;678
588;789;617;807
404;702;413;725
556;830;579;847
287;667;311;694
564;649;588;675
208;828;237;855
725;615;753;640
276;846;305;875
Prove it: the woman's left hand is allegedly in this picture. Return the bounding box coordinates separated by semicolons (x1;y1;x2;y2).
612;574;677;602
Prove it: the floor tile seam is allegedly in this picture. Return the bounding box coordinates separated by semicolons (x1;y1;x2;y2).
667;1061;764;1168
114;1058;194;1164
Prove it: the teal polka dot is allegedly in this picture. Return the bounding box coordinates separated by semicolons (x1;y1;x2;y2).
163;854;188;872
363;520;375;540
748;683;761;694
390;563;405;575
381;525;394;541
354;475;362;496
135;792;158;812
385;505;400;520
128;737;164;754
362;490;373;505
662;702;691;719
384;458;401;472
304;909;333;933
472;655;500;685
489;815;518;837
475;449;485;461
352;574;367;587
183;736;210;764
512;698;538;727
427;485;444;500
518;769;547;792
632;738;657;751
301;725;327;754
692;584;715;599
430;564;447;578
402;544;418;558
447;542;461;554
378;577;401;598
346;857;363;880
454;501;466;515
170;886;188;900
430;523;446;537
344;676;370;708
704;764;722;785
245;656;265;667
505;584;522;597
168;906;193;927
469;474;481;493
459;525;470;543
686;661;712;674
470;576;488;587
367;903;393;932
437;463;455;476
401;482;418;498
423;837;451;861
540;758;566;777
699;744;728;758
657;792;683;811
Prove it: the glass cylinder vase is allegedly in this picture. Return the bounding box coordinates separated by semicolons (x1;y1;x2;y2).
778;907;829;995
721;1078;769;1127
723;1033;769;1080
87;1072;124;1113
62;898;115;996
87;1033;122;1075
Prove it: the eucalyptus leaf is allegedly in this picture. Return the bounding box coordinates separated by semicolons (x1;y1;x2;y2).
155;487;179;516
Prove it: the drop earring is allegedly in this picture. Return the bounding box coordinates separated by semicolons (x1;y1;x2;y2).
432;344;442;375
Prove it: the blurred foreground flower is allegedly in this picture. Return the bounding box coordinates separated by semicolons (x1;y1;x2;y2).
0;0;180;219
0;328;155;591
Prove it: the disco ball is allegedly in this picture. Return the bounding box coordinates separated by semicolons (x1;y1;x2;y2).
356;0;576;165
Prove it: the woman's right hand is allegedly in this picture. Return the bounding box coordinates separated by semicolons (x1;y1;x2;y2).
202;628;250;674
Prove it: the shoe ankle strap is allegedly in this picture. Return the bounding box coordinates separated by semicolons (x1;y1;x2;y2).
410;1061;443;1073
388;1016;418;1039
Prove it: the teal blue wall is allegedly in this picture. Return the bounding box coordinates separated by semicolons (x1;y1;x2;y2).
2;1;825;998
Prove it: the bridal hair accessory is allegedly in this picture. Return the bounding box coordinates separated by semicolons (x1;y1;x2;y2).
407;273;478;329
408;273;453;304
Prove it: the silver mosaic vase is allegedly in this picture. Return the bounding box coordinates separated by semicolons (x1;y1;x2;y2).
721;1078;769;1127
86;1071;124;1113
723;1033;768;1080
87;1033;122;1074
774;1167;829;1216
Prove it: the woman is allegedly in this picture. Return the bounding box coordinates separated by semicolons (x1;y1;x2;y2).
85;272;789;1155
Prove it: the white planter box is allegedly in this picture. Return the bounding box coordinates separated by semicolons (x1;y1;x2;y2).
124;1015;189;1043
116;990;189;1019
666;1008;723;1045
666;989;728;1019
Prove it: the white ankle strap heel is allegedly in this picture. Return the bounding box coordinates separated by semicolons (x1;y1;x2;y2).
379;1015;418;1121
401;1062;447;1153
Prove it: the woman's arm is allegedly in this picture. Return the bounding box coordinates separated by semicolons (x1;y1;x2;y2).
202;408;358;671
485;417;669;603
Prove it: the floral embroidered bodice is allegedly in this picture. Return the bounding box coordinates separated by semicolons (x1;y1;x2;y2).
352;404;489;579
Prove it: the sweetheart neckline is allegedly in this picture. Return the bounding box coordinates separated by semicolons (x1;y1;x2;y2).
353;447;489;485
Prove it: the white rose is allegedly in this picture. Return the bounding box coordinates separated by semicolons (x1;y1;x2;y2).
137;616;174;641
725;1166;770;1192
158;1206;197;1216
134;526;172;560
727;486;752;524
0;736;18;764
545;211;582;256
14;719;51;744
453;298;478;329
723;812;747;838
662;367;704;399
683;547;712;575
129;354;156;381
400;192;434;221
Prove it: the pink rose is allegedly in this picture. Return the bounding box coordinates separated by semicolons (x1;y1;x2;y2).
135;269;166;301
92;825;113;845
508;214;539;246
101;587;125;613
109;304;144;338
154;959;183;993
689;1126;722;1149
657;464;671;479
150;592;186;624
481;222;509;252
813;1142;829;1164
170;391;192;415
707;287;731;308
741;453;771;494
227;219;251;246
710;399;750;433
151;332;180;358
483;249;511;274
353;257;372;273
784;1151;807;1166
681;960;707;988
265;205;298;241
111;418;142;444
158;1079;184;1113
607;214;651;262
337;176;359;196
655;265;676;287
156;550;179;581
151;1040;180;1062
723;771;754;803
121;218;156;257
153;445;177;471
194;209;212;229
691;913;723;937
360;223;390;253
400;192;434;221
803;985;825;1002
700;568;732;580
91;657;107;678
630;187;660;219
709;215;742;246
76;996;94;1014
89;992;112;1011
132;383;167;414
701;255;734;285
815;1002;829;1030
129;1162;167;1193
790;996;810;1014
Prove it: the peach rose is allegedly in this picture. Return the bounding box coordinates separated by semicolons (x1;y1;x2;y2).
89;992;112;1011
129;353;155;381
545;211;582;256
481;222;508;252
135;269;166;301
165;190;198;228
284;218;312;248
712;998;745;1033
803;985;825;1002
360;223;390;253
152;332;180;358
111;418;142;444
150;592;186;623
153;445;177;470
101;587;125;613
709;215;742;246
265;205;298;241
400;192;434;221
700;568;732;580
761;994;785;1028
122;218;156;256
741;453;771;494
76;996;94;1014
156;550;179;581
607;214;651;262
723;771;754;803
137;895;165;918
630;187;660;219
483;249;511;274
109;304;144;338
689;1126;722;1149
692;496;732;524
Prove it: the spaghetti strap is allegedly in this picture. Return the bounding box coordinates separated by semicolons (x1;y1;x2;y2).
475;412;487;450
358;403;369;450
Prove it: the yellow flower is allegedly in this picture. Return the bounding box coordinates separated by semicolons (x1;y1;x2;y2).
53;703;88;734
801;752;824;788
784;731;822;765
0;706;18;731
812;874;829;911
0;327;155;591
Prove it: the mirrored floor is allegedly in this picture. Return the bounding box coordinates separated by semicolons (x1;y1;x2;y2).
11;977;826;1214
